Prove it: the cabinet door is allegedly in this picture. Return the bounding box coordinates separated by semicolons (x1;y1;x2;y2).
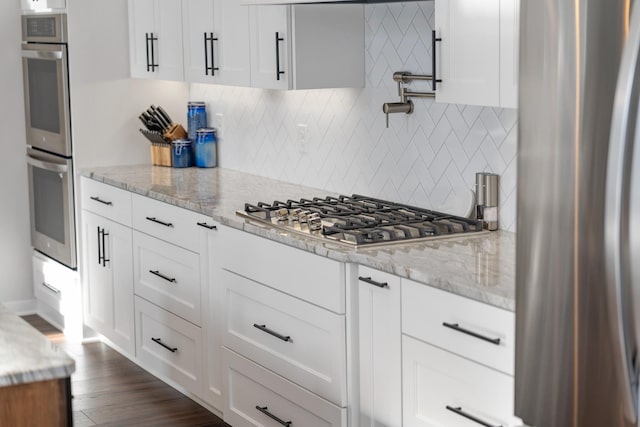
183;0;251;86
358;268;402;427
435;0;501;106
83;211;135;356
214;0;251;86
500;0;519;108
129;0;183;81
155;0;184;81
402;336;521;427
183;0;216;83
129;0;157;79
249;5;290;89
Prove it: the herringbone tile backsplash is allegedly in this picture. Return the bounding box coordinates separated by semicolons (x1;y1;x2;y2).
191;2;518;231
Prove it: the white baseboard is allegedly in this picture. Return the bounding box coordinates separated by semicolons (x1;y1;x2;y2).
3;299;37;315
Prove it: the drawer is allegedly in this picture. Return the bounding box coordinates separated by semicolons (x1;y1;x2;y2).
219;226;345;313
132;193;208;252
402;335;521;427
80;177;132;226
402;279;515;375
135;296;203;397
33;251;79;315
133;231;201;325
222;269;347;406
223;348;347;427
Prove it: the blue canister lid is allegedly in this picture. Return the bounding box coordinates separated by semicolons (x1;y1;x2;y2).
172;138;191;145
196;127;216;134
188;101;206;107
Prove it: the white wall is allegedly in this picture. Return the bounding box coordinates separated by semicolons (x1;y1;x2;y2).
0;1;35;305
68;0;189;170
191;2;518;231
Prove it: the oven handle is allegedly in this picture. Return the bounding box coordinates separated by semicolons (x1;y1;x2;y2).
27;156;69;174
21;50;63;60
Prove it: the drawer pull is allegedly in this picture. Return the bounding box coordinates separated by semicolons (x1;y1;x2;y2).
90;196;113;206
41;282;61;294
149;270;176;283
151;337;177;353
256;406;292;427
145;216;174;228
442;322;501;345
358;276;388;288
445;405;502;427
196;222;217;230
253;323;291;342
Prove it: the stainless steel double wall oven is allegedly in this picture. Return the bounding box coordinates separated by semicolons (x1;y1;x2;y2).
22;13;76;269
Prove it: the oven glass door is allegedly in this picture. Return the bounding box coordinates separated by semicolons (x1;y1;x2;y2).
27;149;76;269
22;43;71;157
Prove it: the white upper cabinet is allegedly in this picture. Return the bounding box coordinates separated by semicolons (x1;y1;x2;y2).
22;0;65;12
249;4;364;90
249;5;290;90
182;0;251;86
129;0;184;81
500;0;519;107
435;0;519;108
241;0;353;3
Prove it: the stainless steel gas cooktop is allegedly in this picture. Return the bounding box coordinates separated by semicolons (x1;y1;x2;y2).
237;194;486;248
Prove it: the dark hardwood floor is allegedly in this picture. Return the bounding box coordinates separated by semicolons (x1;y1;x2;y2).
23;315;229;427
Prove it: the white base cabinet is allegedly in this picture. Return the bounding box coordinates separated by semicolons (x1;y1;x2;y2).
80;178;222;411
82;211;135;356
78;179;523;426
218;225;349;424
401;279;521;427
358;267;402;427
435;0;519;108
80;177;135;355
222;268;347;406
402;335;520;427
402;279;515;376
135;296;204;396
32;251;82;340
223;348;347;427
133;231;202;326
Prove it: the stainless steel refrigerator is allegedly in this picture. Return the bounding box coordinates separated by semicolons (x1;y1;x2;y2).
516;0;640;426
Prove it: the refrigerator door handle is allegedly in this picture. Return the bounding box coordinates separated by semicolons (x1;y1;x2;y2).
605;2;640;422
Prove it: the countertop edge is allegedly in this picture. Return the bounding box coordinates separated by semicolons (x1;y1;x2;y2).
0;306;75;388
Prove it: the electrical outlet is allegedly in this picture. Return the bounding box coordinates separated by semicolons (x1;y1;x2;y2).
297;123;309;154
215;113;224;136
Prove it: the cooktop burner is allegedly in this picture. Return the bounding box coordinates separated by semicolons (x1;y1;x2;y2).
237;194;485;247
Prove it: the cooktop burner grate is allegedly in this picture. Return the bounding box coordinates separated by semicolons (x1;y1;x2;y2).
238;194;484;247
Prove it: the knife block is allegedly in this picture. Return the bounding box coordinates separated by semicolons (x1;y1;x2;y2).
163;123;187;141
150;142;172;167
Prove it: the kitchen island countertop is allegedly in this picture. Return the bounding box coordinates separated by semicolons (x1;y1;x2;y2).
0;305;75;387
83;165;516;311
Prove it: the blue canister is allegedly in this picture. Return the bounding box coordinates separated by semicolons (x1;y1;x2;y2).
187;102;207;142
172;139;193;168
195;128;217;168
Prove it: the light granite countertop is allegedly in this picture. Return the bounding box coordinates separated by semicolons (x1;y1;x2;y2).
0;305;75;387
82;165;516;311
